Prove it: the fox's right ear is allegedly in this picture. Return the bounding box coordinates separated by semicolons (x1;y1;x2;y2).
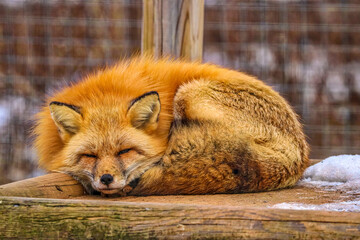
127;91;160;133
49;101;82;141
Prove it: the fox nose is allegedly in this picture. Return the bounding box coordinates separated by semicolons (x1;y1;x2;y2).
100;174;114;185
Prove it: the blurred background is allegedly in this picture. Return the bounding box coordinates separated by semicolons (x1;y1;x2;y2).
0;0;359;184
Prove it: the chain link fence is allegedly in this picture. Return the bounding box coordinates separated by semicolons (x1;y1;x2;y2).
0;0;359;184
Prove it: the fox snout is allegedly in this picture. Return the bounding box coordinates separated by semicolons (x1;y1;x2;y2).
92;172;127;194
100;174;114;185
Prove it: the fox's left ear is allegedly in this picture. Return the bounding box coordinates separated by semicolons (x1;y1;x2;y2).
127;91;161;133
49;101;82;142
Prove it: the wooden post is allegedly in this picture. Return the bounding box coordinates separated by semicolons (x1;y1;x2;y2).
142;0;204;61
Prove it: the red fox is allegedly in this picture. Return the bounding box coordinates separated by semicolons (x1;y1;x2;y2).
34;57;309;196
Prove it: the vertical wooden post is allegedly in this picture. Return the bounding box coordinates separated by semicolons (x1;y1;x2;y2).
142;0;204;61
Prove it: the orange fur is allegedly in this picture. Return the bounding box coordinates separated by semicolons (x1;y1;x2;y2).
34;56;309;195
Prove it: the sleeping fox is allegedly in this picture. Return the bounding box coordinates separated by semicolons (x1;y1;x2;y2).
34;57;309;196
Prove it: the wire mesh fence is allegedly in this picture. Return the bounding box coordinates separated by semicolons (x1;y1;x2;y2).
203;0;360;159
0;0;359;184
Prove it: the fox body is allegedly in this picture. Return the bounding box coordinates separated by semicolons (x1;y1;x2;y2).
34;57;309;196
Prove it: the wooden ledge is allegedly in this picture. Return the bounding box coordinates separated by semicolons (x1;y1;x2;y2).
0;172;84;199
1;159;359;239
1;196;360;239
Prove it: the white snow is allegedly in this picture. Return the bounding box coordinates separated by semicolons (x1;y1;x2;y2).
304;155;360;183
300;155;360;195
272;201;360;212
271;155;360;212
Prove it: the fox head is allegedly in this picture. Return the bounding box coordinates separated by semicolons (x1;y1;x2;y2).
48;91;166;195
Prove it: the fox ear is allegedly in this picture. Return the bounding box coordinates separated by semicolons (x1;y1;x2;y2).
127;91;161;132
49;101;82;141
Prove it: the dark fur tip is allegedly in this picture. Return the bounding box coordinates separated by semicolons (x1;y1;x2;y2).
49;101;81;114
92;190;101;196
128;91;160;110
128;177;140;189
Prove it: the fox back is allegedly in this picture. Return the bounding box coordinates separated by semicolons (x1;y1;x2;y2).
34;57;309;195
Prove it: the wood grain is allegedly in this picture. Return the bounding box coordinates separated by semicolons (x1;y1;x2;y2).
1;196;359;239
0;173;84;198
142;0;204;61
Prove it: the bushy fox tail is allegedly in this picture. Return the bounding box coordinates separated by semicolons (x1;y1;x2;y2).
130;120;308;196
129;78;309;196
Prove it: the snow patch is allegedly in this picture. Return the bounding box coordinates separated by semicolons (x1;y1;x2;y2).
271;155;360;212
300;155;360;194
304;155;360;182
272;201;360;212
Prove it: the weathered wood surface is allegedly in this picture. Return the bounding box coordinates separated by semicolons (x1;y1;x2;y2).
73;184;359;209
0;173;84;198
1;159;359;239
1;196;359;239
142;0;204;61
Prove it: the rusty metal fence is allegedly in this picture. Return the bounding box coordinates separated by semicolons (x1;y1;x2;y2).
0;0;359;184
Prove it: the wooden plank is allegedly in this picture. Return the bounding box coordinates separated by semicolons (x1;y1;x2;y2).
0;173;84;199
142;0;204;61
73;184;359;209
1;196;359;239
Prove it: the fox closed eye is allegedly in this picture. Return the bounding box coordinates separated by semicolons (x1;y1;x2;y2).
82;154;97;158
117;148;132;156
